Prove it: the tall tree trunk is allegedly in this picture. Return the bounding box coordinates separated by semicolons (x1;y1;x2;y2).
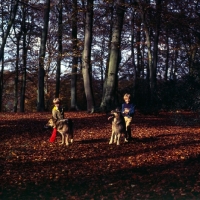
14;32;21;112
143;19;152;97
101;4;114;100
37;0;50;111
0;0;19;62
0;0;19;111
189;45;197;76
0;47;4;112
70;0;79;110
131;11;136;100
137;0;153;110
20;7;27;113
0;10;4;112
55;0;63;98
136;20;142;79
100;0;125;111
151;0;161;108
172;45;178;81
100;37;105;92
82;0;94;113
164;28;169;81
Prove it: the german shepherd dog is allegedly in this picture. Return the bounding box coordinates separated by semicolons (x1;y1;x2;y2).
108;108;126;145
46;118;74;146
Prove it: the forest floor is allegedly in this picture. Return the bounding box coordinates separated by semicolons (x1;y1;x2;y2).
1;111;200;200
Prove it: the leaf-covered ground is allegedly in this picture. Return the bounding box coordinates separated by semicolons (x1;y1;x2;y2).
1;111;200;200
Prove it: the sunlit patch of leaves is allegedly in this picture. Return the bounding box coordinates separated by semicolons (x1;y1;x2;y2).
1;111;200;199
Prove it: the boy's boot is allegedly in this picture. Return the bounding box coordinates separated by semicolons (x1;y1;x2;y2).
127;126;132;141
124;130;129;142
49;128;57;142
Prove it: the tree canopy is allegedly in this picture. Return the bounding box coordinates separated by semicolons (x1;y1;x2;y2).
0;0;200;112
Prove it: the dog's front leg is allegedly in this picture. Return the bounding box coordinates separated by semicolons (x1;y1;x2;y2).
116;133;121;145
109;130;115;144
114;134;117;143
69;132;73;143
61;133;65;145
65;134;69;146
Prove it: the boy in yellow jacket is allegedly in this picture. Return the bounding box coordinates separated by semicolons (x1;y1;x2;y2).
49;98;64;142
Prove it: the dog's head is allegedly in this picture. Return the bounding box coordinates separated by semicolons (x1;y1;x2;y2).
111;108;121;116
46;118;55;127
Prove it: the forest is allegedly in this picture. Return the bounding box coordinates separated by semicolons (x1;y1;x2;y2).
2;1;200;199
0;0;199;113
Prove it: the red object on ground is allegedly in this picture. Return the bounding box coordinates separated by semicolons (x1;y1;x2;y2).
49;128;57;142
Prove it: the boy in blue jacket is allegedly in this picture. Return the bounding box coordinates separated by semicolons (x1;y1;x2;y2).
122;93;135;142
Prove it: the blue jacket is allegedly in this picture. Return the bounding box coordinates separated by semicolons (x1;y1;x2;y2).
122;103;135;118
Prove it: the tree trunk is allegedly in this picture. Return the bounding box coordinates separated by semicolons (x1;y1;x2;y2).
82;0;94;113
190;45;197;76
0;9;4;112
172;45;178;81
136;20;142;79
37;0;50;111
143;18;152;96
55;0;63;98
151;0;161;108
70;0;79;110
137;0;153;110
0;0;19;62
0;0;19;111
100;0;125;111
101;4;114;104
14;32;21;112
20;6;27;113
0;47;4;112
164;28;169;81
131;11;136;100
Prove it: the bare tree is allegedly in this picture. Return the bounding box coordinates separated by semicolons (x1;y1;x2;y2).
82;0;94;113
37;0;50;111
0;0;19;111
101;2;114;102
19;4;28;112
0;0;19;62
100;0;125;111
55;0;63;98
70;0;79;110
13;28;22;112
151;0;161;107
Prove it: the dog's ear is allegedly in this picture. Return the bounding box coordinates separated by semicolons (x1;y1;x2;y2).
110;109;116;114
115;107;121;113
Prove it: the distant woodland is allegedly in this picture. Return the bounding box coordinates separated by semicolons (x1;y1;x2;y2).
0;0;200;113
